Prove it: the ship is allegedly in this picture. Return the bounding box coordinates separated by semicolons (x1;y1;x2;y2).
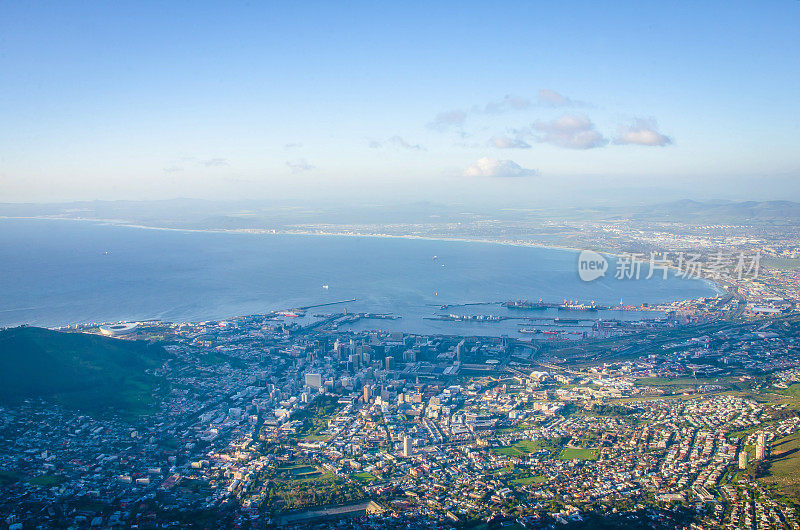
558;299;599;311
276;310;304;318
502;299;549;310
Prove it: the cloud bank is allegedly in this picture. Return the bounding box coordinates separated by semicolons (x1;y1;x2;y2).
538;89;574;107
428;109;467;131
483;94;531;113
286;159;316;174
614;118;672;146
489;135;531;149
463;157;537;178
532;114;608;149
370;136;425;150
201;158;229;167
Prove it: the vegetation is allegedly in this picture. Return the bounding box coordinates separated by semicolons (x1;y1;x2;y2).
492;437;571;458
275;464;323;480
292;394;341;439
509;475;547;486
557;447;599;460
28;474;65;487
199;351;246;369
258;460;366;511
493;439;543;457
590;403;641;417
0;326;168;418
760;430;800;501
0;470;21;485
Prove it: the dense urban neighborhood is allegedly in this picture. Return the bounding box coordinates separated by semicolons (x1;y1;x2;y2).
2;224;800;530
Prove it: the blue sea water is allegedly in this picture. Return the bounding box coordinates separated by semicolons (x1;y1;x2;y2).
0;219;718;336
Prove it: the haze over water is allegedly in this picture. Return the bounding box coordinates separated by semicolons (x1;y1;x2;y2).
0;219;717;335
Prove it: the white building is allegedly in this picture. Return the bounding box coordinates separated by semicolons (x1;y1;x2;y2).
305;373;322;389
403;435;413;457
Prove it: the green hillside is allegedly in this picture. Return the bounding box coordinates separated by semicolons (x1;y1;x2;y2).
0;326;169;418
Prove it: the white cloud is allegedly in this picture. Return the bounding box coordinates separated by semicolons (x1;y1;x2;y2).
428;109;467;130
538;89;572;106
429;94;538;132
388;135;423;150
532;114;607;149
484;94;531;113
286;159;316;174
614;118;672;146
201;157;228;167
537;89;589;108
463;157;537;178
489;135;531;149
371;136;424;150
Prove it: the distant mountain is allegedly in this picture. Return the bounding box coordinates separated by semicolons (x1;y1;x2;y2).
630;200;800;224
0;327;168;418
0;198;470;228
2;197;798;227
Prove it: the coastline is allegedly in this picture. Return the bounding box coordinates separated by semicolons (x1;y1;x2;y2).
0;215;727;277
0;216;726;327
0;214;729;296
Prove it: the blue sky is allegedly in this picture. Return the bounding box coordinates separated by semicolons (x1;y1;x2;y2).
1;1;798;204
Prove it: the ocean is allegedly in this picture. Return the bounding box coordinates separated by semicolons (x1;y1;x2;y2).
0;218;718;336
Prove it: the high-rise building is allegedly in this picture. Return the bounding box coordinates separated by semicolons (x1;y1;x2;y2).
403;435;413;457
738;450;748;470
363;384;372;403
304;373;322;389
385;356;395;370
756;432;767;460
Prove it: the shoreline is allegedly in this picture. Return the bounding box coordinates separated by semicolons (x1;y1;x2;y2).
0;215;725;328
0;214;727;292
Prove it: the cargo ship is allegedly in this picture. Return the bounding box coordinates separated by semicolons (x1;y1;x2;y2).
502;299;549;310
558;299;600;311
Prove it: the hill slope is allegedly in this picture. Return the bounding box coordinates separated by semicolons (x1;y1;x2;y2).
0;327;168;418
633;200;800;224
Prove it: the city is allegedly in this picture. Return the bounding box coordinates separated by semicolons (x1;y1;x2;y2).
2;228;800;529
1;2;799;529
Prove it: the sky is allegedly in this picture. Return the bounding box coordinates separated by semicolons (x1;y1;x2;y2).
1;1;798;206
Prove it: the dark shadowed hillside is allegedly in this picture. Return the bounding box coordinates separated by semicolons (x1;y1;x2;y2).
0;327;168;417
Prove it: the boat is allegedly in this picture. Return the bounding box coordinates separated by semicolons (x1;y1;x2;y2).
502;299;549;310
559;300;599;311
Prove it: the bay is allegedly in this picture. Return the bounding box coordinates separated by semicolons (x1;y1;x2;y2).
0;219;717;336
